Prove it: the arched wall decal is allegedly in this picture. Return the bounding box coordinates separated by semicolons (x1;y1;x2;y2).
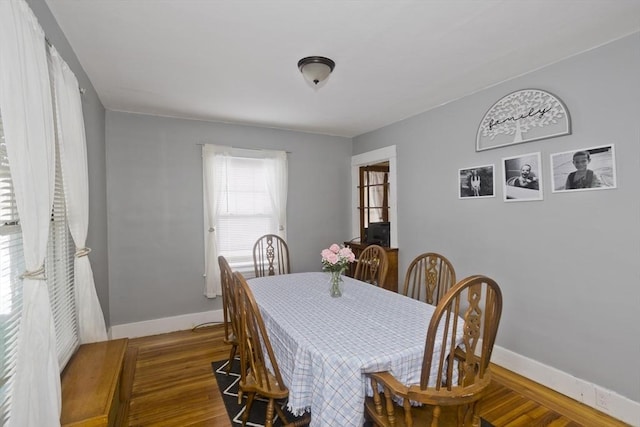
476;89;571;151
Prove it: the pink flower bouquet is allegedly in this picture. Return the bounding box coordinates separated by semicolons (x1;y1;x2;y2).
321;243;356;273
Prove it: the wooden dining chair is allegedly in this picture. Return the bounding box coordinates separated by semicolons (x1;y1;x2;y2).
253;234;291;277
233;272;310;427
365;275;503;427
353;244;389;287
402;252;456;305
218;255;239;374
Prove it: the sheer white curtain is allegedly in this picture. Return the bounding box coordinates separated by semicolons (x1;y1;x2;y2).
368;171;386;223
202;144;227;298
202;145;287;296
264;150;288;239
50;47;107;344
0;0;61;425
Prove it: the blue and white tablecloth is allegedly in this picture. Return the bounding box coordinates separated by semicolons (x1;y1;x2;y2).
248;272;458;427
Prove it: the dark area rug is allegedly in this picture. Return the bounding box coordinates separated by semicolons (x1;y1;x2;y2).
212;358;494;427
212;358;310;426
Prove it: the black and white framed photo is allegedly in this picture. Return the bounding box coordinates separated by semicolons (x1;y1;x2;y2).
458;164;495;199
550;144;617;193
502;152;543;202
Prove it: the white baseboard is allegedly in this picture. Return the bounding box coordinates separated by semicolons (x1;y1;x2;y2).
109;309;225;339
492;345;640;426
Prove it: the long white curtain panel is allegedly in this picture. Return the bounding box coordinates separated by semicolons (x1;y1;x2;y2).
50;47;107;344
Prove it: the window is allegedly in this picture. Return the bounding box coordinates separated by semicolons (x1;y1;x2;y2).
215;155;280;271
0;112;77;423
359;162;389;243
203;145;287;295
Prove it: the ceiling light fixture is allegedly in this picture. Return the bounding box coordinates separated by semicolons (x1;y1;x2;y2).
297;56;335;86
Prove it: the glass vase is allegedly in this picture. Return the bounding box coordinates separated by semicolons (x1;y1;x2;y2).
329;270;343;297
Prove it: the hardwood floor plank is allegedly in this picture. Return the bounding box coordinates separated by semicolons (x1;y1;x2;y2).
489;364;629;427
482;394;522;418
124;324;628;427
489;400;539;425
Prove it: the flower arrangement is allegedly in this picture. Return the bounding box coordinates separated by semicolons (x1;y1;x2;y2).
321;243;356;273
322;244;355;297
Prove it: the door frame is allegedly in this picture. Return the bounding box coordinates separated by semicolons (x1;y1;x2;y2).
351;145;398;248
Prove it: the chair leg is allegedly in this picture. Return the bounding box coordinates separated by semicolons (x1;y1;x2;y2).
275;403;290;425
265;399;275;427
454;404;466;427
225;344;237;375
469;402;481;427
242;392;255;427
431;405;441;427
403;398;412;427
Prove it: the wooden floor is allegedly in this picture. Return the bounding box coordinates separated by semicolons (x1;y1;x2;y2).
125;324;628;427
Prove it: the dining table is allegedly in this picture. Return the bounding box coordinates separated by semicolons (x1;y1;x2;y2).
247;271;461;427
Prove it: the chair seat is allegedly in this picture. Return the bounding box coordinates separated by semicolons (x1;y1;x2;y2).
406;377;492;406
240;369;289;401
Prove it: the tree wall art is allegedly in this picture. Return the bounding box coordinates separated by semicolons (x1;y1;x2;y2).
476;89;570;151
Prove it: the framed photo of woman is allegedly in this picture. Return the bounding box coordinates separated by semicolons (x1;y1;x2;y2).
458;164;495;199
502;152;543;202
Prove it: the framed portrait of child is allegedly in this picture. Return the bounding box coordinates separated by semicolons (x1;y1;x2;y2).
550;144;617;193
502;152;543;202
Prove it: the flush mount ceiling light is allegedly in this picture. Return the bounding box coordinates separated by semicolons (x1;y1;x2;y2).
297;56;335;86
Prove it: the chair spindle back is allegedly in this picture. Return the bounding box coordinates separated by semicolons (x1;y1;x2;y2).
353;244;389;287
253;234;291;277
403;252;456;305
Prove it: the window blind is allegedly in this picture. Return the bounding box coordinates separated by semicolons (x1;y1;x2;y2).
215;156;279;274
47;132;77;368
0;116;23;426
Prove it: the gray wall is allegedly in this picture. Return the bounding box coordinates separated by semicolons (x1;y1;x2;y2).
354;33;640;402
105;112;351;325
29;0;640;402
28;0;110;325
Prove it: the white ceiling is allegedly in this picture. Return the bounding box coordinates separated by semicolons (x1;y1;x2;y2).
44;0;640;138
